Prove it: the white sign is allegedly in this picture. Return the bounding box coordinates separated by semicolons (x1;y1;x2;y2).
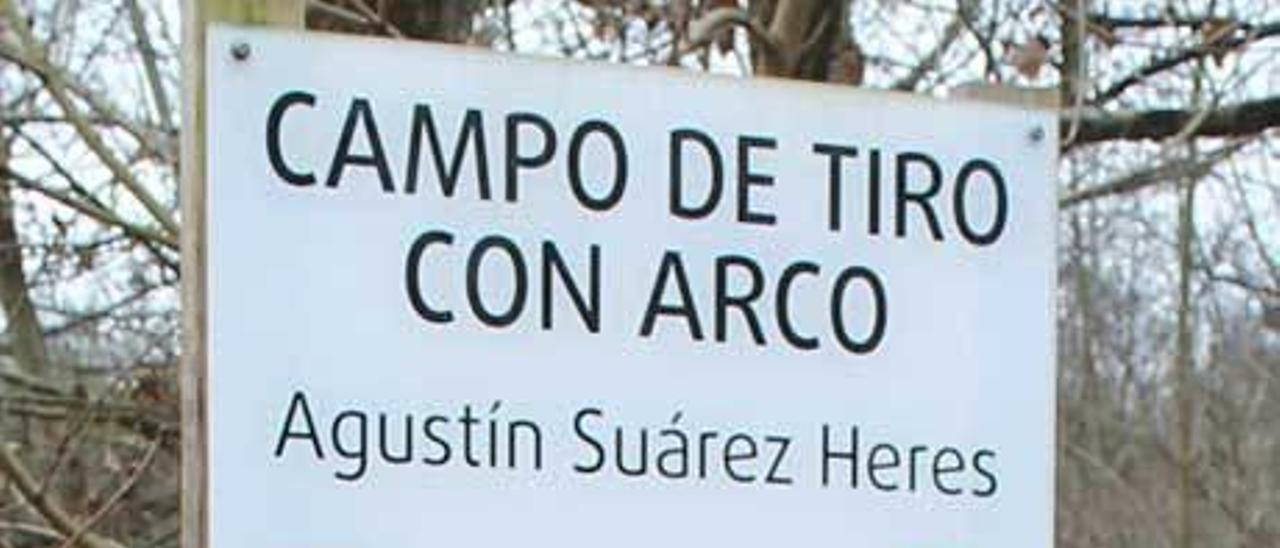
206;25;1056;548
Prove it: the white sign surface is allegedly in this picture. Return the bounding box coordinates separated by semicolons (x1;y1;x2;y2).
206;25;1055;548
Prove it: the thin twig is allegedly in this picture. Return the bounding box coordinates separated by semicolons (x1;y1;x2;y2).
0;445;128;548
0;2;180;239
58;439;163;548
337;0;405;38
124;0;175;135
893;0;971;91
1060;141;1248;208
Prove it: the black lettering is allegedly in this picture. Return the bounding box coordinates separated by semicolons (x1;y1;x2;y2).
505;112;557;202
812;143;858;232
567;120;627;211
331;410;368;481
573;407;606;473
820;425;858;488
405;230;455;324
867;443;900;491
670;129;723;219
378;414;413;464
697;430;719;478
274;390;324;458
422;416;451;465
953;159;1008;246
615;427;649;476
736;136;777;226
776;262;820;351
466;235;528;328
541;242;601;333
405;106;491;199
895;151;943;240
907;444;929;491
460;405;481;467
831;266;887;354
326;98;395;193
868;149;883;235
932;447;965;496
722;433;758;483
763;436;794;485
508;420;543;470
266;90;317;186
972;449;998;497
714;255;766;345
639;251;704;340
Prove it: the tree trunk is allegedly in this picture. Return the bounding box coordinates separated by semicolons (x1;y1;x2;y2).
752;0;848;80
383;0;478;42
1173;59;1204;548
0;82;48;376
308;0;480;43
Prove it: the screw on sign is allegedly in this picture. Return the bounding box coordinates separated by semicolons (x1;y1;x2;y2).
230;41;251;61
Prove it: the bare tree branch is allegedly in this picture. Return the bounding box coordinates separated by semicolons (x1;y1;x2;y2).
124;0;175;135
1070;95;1280;145
0;83;49;376
1;167;179;251
893;0;972;91
58;439;161;548
0;3;179;238
0;44;175;165
686;6;777;56
0;445;128;548
1060;141;1249;208
1092;21;1280;105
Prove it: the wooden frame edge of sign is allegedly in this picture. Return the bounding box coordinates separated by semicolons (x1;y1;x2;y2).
950;83;1061;111
180;2;302;548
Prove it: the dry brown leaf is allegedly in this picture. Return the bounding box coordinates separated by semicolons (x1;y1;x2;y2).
132;373;166;403
829;41;865;86
1089;24;1119;48
1008;35;1050;79
1199;17;1238;44
592;16;616;41
76;246;95;272
1265;305;1280;331
1199;18;1240;66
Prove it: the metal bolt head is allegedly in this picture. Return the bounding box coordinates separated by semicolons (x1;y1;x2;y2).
230;42;251;61
1028;125;1046;143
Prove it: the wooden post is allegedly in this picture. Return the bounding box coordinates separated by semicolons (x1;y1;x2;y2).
180;1;302;547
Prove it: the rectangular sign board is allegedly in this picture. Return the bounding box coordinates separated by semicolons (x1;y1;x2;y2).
205;25;1056;548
